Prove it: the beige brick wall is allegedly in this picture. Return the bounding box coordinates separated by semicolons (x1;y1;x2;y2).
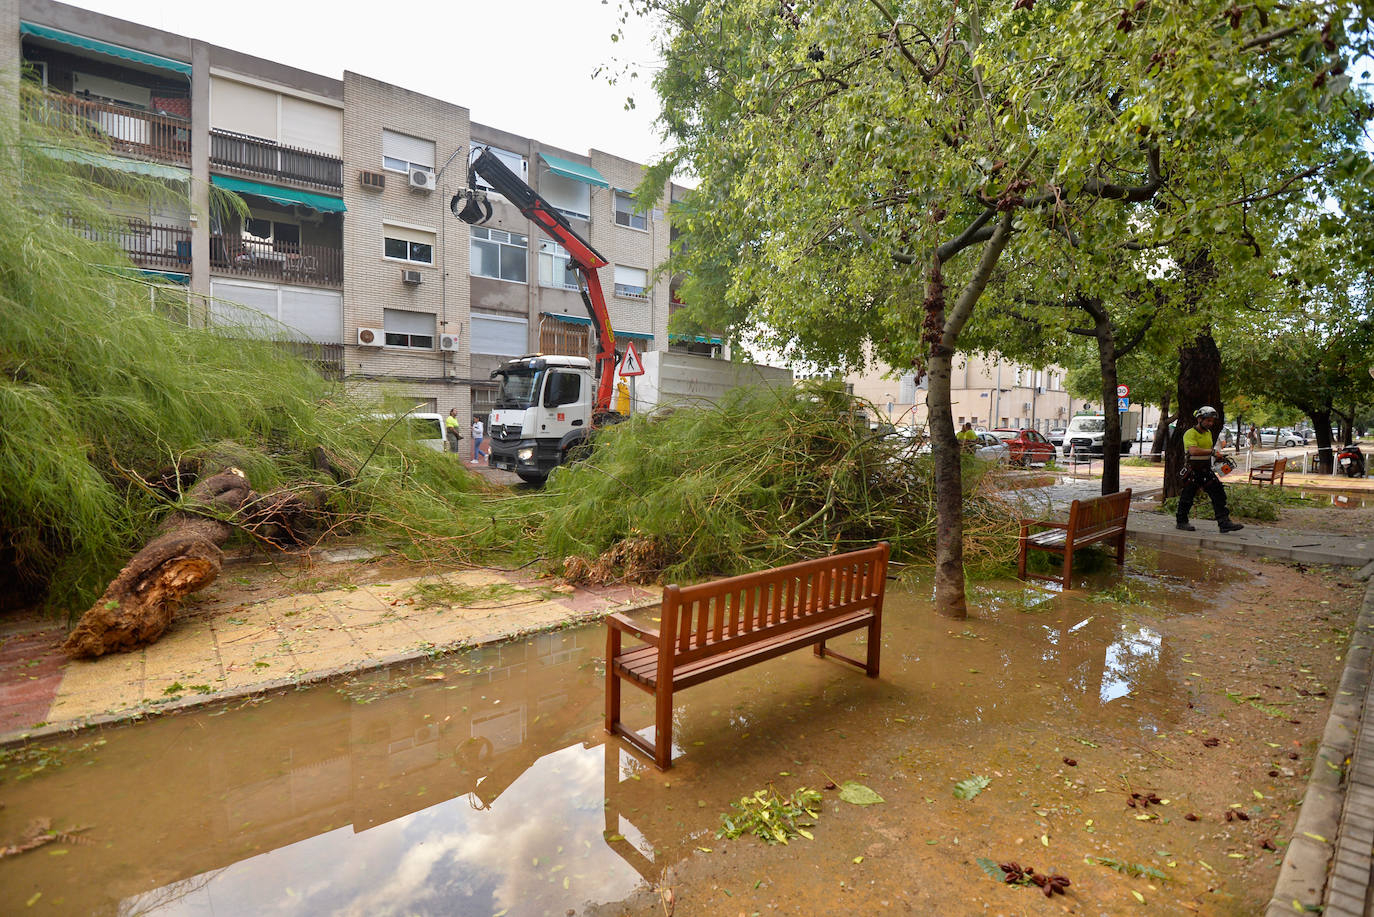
590;149;672;349
342;71;472;424
0;0;19;115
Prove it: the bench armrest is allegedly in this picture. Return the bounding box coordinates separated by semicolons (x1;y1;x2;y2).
607;613;660;646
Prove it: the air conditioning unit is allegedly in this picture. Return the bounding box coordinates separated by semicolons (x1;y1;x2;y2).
439;332;460;352
409;168;436;192
356;327;383;346
1023;402;1033;412
358;170;385;191
1035;385;1045;395
401;269;423;285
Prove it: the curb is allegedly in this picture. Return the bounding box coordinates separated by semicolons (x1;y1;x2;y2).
1129;528;1374;569
0;597;661;750
1265;577;1374;915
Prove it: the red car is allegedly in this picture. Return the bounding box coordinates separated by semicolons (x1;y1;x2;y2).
990;428;1057;466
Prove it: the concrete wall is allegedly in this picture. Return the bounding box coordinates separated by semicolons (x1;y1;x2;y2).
636;352;792;412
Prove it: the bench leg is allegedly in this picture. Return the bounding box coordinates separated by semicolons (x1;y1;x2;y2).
814;639;826;659
1016;525;1029;581
865;620;880;678
605;627;622;736
1115;531;1127;566
1060;549;1073;588
654;683;674;770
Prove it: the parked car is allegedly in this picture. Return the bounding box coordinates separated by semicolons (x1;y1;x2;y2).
1256;428;1305;448
990;428;1057;466
973;431;1010;463
1048;428;1067;448
373;413;451;453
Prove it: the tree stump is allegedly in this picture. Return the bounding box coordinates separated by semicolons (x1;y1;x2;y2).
62;470;251;659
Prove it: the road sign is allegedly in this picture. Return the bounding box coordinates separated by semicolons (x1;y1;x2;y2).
1117;396;1130;412
618;341;645;377
1116;384;1130;398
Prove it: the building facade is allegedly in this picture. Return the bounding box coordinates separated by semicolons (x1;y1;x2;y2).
2;0;688;432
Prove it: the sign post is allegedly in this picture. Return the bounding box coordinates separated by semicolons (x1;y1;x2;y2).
618;341;645;416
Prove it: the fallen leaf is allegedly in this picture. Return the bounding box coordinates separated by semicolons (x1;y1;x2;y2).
840;782;885;806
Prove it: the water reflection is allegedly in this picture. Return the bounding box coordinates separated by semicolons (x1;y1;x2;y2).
2;556;1216;915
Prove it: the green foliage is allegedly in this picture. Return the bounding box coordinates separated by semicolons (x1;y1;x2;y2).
1086;856;1168;881
717;785;823;845
0;98;508;615
539;384;1019;583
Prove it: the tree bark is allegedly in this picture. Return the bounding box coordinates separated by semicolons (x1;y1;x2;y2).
927;213;1013;619
1150;395;1172;462
1312;408;1335;473
1078;298;1123;495
1163;333;1223;498
63;470;251;659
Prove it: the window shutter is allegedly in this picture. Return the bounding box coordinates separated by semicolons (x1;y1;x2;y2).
383;308;436;336
382;224;436;246
280;288;343;343
210;78;278;140
280;97;341;157
382;130;435;169
471;313;529;356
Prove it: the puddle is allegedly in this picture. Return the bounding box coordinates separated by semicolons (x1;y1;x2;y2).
0;549;1355;915
1296;489;1367;509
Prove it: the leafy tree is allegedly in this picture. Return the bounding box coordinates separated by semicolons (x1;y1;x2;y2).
631;0;1372;616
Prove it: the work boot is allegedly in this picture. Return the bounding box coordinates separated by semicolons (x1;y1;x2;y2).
1218;518;1245;533
1175;520;1195;531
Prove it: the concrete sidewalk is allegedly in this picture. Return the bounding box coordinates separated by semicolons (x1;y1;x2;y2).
0;561;658;745
1128;509;1374;568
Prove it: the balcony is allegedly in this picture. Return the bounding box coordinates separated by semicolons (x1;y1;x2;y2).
29;90;191;166
74;218;192;273
210;235;342;288
278;341;344;381
210;130;343;192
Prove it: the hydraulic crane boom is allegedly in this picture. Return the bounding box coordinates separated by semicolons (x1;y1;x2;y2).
452;148;620;415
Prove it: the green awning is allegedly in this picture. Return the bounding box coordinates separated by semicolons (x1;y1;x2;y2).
211;174;346;213
36;144;188;181
670;333;724;346
539;153;609;189
20;22;191;77
541;311;652;341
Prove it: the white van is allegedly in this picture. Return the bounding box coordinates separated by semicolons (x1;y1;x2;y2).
375;413;450;453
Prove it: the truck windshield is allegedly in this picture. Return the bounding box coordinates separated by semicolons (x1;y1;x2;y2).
494;369;544;409
1072;418;1107;433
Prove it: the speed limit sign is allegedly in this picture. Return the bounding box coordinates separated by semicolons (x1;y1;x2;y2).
1116;384;1130;398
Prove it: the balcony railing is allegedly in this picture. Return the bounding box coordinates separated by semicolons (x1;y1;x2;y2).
278;341;344;381
210;129;343;192
210;235;343;288
29;90;191;165
73;218;192;272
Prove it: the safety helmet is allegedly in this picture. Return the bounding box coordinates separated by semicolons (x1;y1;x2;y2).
1194;405;1218;419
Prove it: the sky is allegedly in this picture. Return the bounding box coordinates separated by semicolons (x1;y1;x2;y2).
63;0;670;165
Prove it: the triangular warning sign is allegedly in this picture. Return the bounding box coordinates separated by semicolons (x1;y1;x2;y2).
618;341;645;377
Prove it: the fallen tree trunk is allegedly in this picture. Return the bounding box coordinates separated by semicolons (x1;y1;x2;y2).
62;469;251;659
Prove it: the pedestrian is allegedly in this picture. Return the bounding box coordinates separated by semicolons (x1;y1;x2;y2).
1177;405;1244;533
1247;423;1258;451
956;422;978;453
444;409;463;454
470;415;486;464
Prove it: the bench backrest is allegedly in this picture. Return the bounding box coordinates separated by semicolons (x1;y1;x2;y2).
1066;489;1132;540
660;544;889;667
1272;457;1287;474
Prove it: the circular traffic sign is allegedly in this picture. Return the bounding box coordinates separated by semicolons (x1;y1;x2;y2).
1116;384;1130;398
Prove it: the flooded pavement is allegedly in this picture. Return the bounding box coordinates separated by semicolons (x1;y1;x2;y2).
0;548;1361;916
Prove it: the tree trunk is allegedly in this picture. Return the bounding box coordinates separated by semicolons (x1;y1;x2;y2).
1150;395;1172;462
927;345;967;619
1090;313;1122;495
63;470;252;659
1163;333;1223;498
1312;408;1335;473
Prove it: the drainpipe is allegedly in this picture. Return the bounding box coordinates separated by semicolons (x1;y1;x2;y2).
434;145;464;387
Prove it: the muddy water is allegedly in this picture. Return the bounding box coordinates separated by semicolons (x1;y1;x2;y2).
0;549;1335;916
1297;489;1368;508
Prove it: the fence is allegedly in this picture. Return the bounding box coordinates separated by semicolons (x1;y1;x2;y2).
209;130;343;191
209;235;343;288
30;91;191;165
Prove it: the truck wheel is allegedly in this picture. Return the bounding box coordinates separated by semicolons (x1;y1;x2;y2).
516;470;547;486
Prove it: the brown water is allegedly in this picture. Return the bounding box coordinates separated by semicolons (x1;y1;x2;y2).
0;548;1337;916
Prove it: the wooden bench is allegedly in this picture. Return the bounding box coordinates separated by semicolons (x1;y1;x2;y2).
1249;456;1287;486
1017;490;1131;588
605;543;890;770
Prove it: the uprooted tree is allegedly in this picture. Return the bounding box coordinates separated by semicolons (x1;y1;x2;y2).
629;0;1371;616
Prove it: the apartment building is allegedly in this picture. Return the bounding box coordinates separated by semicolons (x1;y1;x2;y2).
848;354;1081;433
2;0;687;428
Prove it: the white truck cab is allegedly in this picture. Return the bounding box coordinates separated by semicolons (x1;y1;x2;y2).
488;354;596;484
1063;412;1140;456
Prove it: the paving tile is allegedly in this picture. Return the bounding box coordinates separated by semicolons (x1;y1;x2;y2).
347;619;425;658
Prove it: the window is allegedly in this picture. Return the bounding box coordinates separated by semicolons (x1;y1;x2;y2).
541;172;590;222
471;227;528;283
543;371;582;408
538;240;579;290
471;146;527;192
614;265;648;299
615;191;646;230
471;312;529;356
383;224;435;265
244;218;300;251
383;308;434;349
382;129;435;175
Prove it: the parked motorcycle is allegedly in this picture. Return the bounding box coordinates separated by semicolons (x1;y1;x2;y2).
1338;443;1366;477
